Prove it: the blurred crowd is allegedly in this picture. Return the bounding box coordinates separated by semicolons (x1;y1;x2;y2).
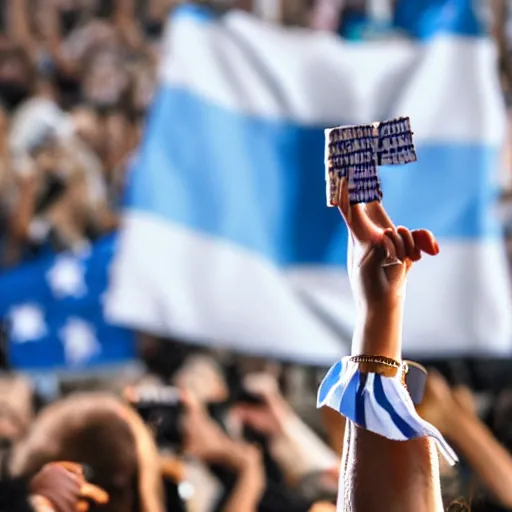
2;1;512;512
0;0;165;270
1;0;512;271
4;348;512;511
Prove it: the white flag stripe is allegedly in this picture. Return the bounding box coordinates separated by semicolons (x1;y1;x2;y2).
287;238;512;356
108;212;344;364
380;376;458;463
162;12;505;145
108;6;512;362
363;373;409;441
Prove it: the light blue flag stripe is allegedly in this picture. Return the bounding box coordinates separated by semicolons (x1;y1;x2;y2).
393;0;484;39
108;1;512;362
129;86;502;268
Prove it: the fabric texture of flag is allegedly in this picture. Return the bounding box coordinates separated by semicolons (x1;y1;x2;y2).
107;1;512;364
0;236;135;373
317;357;458;465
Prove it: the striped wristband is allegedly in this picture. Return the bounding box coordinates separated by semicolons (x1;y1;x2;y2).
317;356;458;466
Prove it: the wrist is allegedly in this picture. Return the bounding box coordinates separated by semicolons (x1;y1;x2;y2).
352;304;404;360
224;448;255;473
235;459;265;495
29;495;55;512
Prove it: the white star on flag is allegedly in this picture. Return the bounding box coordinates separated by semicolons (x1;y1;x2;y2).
9;304;47;343
46;256;87;299
60;318;101;366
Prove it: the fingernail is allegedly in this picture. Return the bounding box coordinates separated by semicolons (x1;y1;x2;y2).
434;242;440;254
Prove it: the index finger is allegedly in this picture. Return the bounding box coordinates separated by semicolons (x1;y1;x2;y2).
366;201;395;230
80;483;109;504
336;178;383;243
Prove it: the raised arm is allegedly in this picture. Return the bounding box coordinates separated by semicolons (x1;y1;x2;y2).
332;177;445;512
6;0;37;59
420;373;512;509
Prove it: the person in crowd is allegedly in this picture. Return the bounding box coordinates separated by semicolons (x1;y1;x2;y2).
10;393;165;512
181;390;267;512
0;460;108;512
10;388;273;512
418;372;512;511
174;354;339;509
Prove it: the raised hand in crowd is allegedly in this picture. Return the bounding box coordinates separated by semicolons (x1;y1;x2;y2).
29;462;108;512
231;373;288;437
419;373;512;510
333;176;443;512
182;391;266;512
417;371;458;436
232;373;338;486
336;174;438;358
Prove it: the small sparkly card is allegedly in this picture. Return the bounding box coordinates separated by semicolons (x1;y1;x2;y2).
325;116;416;205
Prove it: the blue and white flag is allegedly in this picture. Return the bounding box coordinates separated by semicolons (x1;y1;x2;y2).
108;1;512;364
0;236;135;373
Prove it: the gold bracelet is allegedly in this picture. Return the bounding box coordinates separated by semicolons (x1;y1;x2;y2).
349;355;402;368
349;355;408;382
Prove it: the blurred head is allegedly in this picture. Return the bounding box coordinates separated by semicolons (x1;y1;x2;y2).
11;392;164;512
174;355;229;403
82;49;130;110
57;0;98;34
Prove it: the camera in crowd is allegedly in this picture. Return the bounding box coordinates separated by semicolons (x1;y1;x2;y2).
126;383;266;449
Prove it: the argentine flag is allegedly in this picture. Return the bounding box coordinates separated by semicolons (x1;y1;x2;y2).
108;1;512;364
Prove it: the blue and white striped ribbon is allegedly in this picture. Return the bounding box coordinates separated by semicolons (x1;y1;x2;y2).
317;357;458;466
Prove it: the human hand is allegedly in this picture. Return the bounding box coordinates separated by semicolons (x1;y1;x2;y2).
182;392;264;475
182;392;239;465
309;503;336;512
231;373;289;437
336;177;439;311
30;462;109;512
417;372;458;436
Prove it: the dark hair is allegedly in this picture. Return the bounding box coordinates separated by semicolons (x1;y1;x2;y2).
11;394;140;512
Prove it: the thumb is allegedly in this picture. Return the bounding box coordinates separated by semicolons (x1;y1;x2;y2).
80;483;109;504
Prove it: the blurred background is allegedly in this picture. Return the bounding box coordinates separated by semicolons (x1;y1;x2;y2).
2;0;512;511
